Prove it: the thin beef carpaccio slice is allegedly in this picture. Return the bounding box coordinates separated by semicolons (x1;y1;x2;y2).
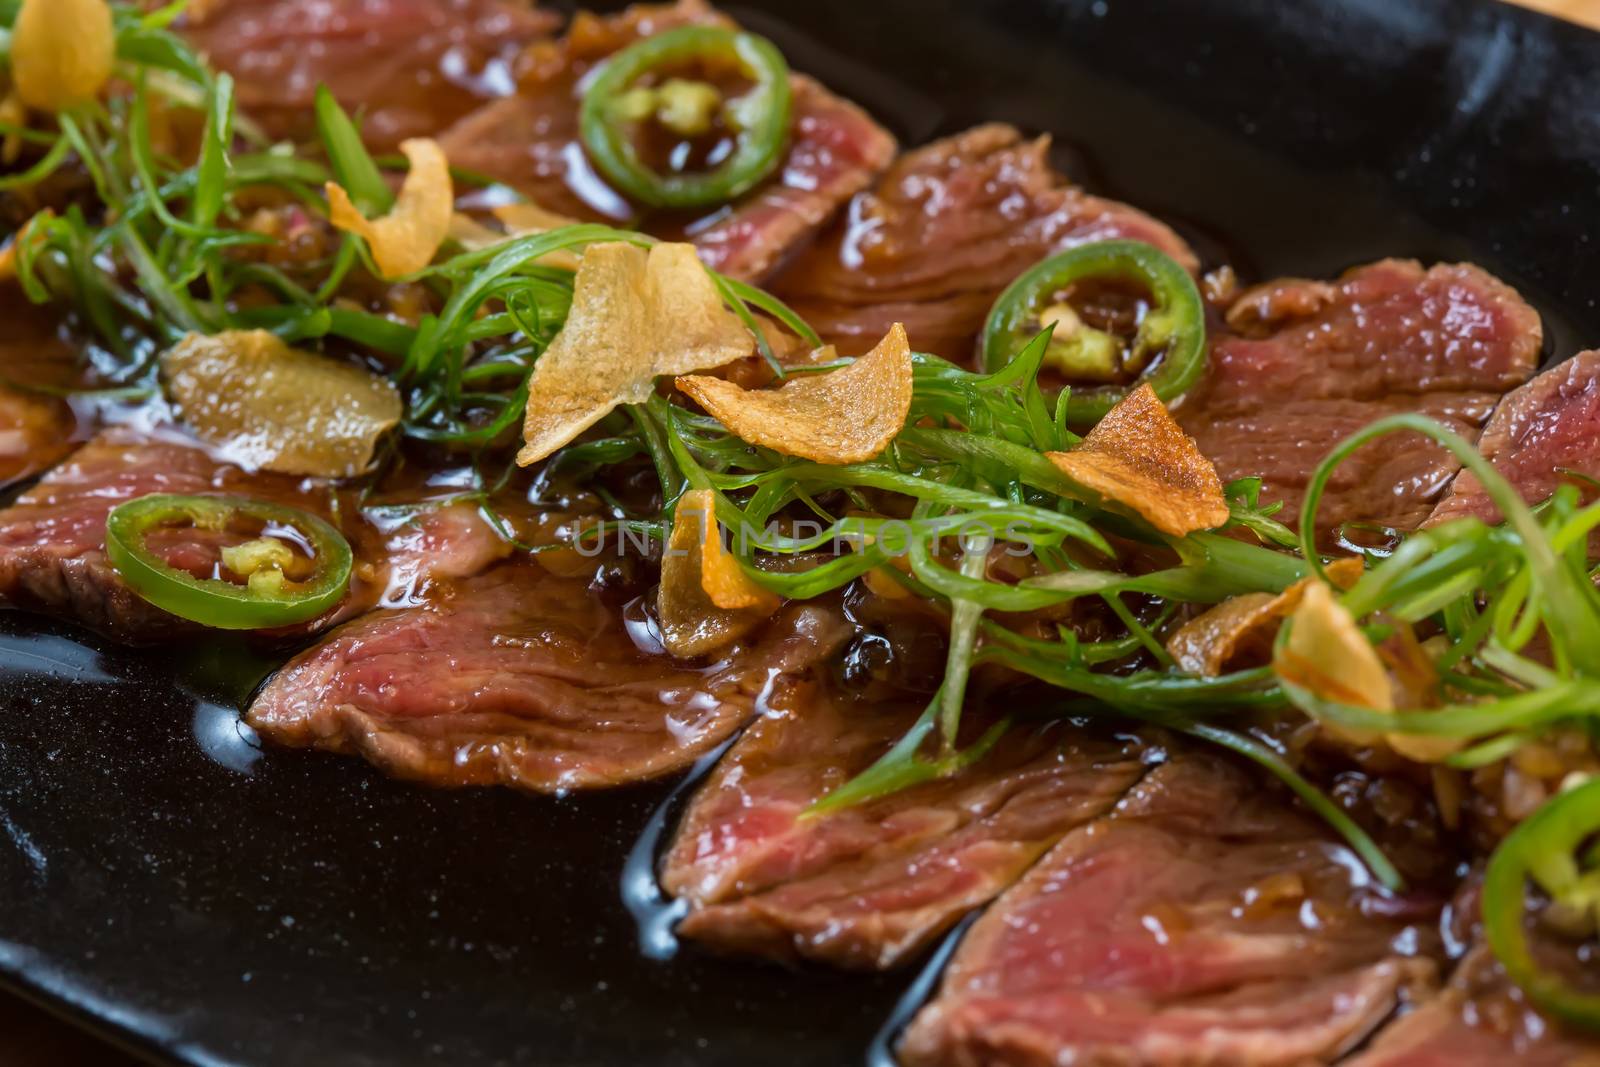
436;0;719;219
1179;260;1542;536
436;0;898;281
767;123;1200;359
0;430;368;641
1345;947;1599;1066
0;430;506;642
1427;349;1600;528
247;564;853;792
900;754;1441;1067
183;0;559;151
1349;877;1600;1066
659;692;1153;970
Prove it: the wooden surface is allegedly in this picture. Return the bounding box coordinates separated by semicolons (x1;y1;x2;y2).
1510;0;1600;27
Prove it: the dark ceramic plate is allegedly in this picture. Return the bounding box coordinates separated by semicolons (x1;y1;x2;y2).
5;1;1600;1064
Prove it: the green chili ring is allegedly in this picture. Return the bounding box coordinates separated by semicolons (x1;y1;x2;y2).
1483;775;1600;1032
579;25;792;209
982;240;1206;426
105;494;353;629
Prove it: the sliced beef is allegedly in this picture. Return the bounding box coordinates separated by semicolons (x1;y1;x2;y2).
436;0;897;281
0;430;505;642
768;123;1199;359
360;497;513;607
1428;349;1600;527
660;693;1152;970
687;76;898;282
900;754;1441;1067
184;0;558;151
1179;260;1542;535
1350;874;1600;1066
1347;946;1598;1066
437;0;716;220
247;564;852;792
0;430;367;640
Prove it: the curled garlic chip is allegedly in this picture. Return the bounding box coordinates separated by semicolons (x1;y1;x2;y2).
689;489;777;611
447;201;583;271
161;330;402;478
446;213;499;249
517;242;751;465
1275;579;1463;762
327;138;454;279
1168;557;1364;676
1045;383;1228;537
1274;580;1394;744
676;323;913;465
12;0;114;112
1170;592;1279;676
658;489;774;658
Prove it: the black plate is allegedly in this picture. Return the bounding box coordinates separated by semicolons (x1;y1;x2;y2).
5;1;1600;1063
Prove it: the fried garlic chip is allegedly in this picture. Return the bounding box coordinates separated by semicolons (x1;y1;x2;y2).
517;242;751;465
691;489;778;610
1045;383;1228;537
327;138;453;280
12;0;114;112
447;202;583;271
658;489;775;658
162;330;402;478
1275;580;1394;741
1275;580;1463;762
1168;557;1364;676
676;323;913;465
